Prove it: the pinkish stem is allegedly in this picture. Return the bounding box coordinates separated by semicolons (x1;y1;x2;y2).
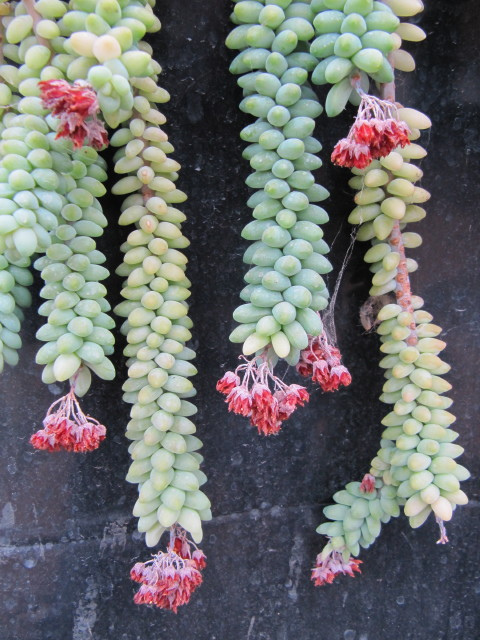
436;517;449;544
381;76;396;104
380;52;418;346
388;221;418;345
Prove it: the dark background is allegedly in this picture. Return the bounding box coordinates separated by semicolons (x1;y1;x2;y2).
1;2;479;639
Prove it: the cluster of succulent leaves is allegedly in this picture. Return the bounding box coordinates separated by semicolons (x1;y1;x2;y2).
227;0;334;363
227;0;469;578
0;65;113;382
225;0;424;361
0;0;209;550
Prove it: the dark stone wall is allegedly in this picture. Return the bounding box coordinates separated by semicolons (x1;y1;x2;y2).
1;2;479;639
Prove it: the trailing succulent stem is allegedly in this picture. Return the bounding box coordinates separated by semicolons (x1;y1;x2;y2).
112;98;211;566
312;0;469;586
106;3;209;611
223;0;352;436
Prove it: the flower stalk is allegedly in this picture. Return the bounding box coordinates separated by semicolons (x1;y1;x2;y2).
30;381;106;452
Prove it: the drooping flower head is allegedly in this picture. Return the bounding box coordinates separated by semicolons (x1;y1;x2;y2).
39;79;108;150
276;384;310;423
216;370;240;395
131;527;206;612
311;549;362;587
331;137;372;170
217;354;309;436
331;85;410;169
30;386;106;452
297;329;351;393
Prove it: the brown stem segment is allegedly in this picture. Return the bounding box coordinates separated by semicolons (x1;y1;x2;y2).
388;221;418;345
22;0;51;50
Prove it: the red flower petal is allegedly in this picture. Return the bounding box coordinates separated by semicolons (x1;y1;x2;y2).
359;473;376;493
216;371;240;395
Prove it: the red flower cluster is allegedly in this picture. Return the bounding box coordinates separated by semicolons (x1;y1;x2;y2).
30;388;106;452
297;332;351;393
331;92;410;169
39;79;108;149
332;118;410;169
217;357;309;436
131;528;206;612
359;473;376;494
311;550;362;587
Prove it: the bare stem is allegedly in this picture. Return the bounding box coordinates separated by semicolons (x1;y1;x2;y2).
436;517;449;545
22;0;50;49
